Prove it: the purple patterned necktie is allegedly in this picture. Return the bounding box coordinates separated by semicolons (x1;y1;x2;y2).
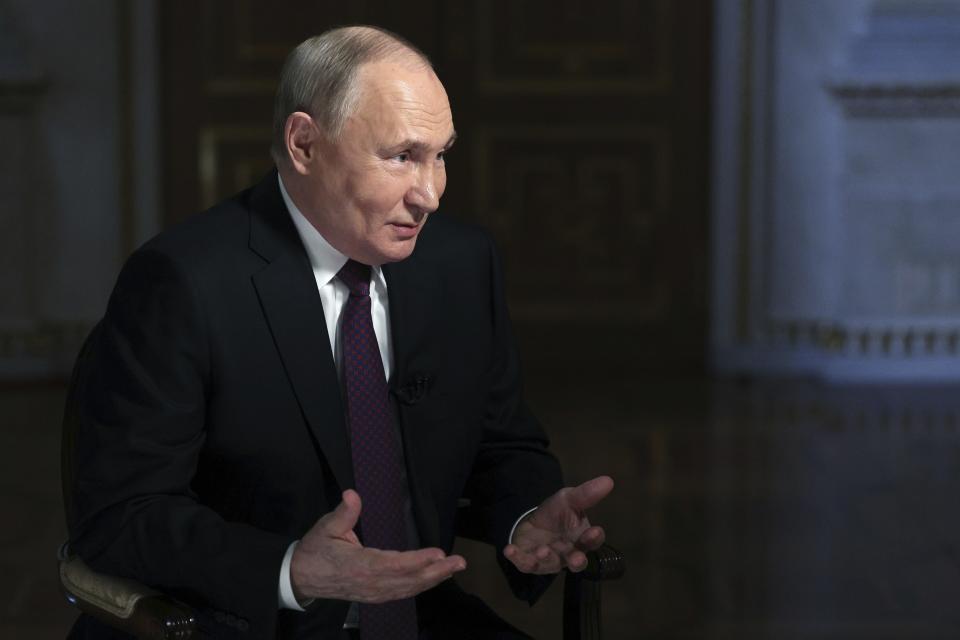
337;259;418;640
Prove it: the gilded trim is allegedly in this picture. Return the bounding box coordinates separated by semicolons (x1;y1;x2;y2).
0;323;89;359
474;0;673;95
197;126;272;209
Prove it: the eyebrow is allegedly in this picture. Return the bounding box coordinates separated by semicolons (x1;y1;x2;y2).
386;132;458;154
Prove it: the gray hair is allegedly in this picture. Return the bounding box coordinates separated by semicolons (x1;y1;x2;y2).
270;25;432;165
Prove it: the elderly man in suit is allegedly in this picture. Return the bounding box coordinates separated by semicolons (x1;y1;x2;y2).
69;25;613;639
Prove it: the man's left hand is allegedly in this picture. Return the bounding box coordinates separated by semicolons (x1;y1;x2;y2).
503;476;614;574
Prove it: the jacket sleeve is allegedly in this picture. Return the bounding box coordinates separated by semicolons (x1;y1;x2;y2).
68;247;292;636
457;232;565;603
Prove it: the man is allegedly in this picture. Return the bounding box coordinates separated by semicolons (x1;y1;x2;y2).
69;26;613;639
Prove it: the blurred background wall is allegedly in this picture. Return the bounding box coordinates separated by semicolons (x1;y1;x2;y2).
2;0;960;638
713;0;960;383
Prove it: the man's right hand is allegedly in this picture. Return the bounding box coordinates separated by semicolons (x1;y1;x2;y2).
290;490;466;604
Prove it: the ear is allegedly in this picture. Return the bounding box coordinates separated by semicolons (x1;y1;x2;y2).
285;111;318;175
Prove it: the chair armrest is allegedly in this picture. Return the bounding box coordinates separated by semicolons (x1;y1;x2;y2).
59;547;197;639
580;544;625;582
563;544;625;640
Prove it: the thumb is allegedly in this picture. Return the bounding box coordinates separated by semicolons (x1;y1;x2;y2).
567;476;614;511
323;489;362;538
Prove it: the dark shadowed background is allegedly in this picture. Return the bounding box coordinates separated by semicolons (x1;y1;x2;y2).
3;0;960;638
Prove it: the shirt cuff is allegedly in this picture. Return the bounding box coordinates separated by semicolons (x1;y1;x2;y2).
508;506;539;545
278;540;313;610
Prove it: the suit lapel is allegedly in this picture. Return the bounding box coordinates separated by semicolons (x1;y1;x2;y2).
247;172;354;493
245;172;447;542
383;255;443;389
383;246;444;546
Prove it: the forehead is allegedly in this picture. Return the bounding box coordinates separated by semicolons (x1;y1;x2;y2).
350;61;454;143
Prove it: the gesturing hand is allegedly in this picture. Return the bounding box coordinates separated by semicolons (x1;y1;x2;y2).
290;490;466;604
503;476;614;575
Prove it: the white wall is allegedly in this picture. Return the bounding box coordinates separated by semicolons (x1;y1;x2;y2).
0;0;158;377
712;0;960;382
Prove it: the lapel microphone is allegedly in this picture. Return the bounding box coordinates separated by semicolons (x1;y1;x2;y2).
392;373;433;406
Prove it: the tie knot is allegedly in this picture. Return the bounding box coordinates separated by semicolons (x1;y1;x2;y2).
337;259;372;296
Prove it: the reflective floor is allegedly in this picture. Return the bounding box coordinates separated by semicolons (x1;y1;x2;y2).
4;378;960;638
462;377;960;639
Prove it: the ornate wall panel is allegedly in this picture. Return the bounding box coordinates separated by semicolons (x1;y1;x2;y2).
0;0;108;378
198;126;273;208
474;0;671;94
474;125;669;323
162;0;441;222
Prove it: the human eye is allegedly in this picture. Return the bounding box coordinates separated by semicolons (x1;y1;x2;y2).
393;151;410;163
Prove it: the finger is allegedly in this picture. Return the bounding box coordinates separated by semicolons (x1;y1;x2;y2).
364;553;466;597
508;523;555;553
415;554;467;585
566;476;614;511
360;555;468;602
575;526;606;551
381;553;465;581
323;489;362;538
564;549;588;572
537;546;564;573
509;552;540;574
548;539;575;557
503;544;536;573
504;544;561;574
366;547;451;575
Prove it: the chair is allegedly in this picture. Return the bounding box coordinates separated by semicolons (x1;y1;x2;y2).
59;326;624;639
59;323;199;638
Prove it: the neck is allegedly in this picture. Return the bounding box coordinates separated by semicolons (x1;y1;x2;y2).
279;169;329;237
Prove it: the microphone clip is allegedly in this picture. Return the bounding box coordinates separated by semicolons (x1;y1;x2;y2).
393;373;433;406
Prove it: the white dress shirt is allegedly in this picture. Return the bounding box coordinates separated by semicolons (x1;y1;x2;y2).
276;175;395;611
275;175;534;613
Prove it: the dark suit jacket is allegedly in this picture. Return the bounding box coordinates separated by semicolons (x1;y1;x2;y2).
68;172;563;638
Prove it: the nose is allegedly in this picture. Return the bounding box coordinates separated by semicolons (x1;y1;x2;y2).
406;166;442;215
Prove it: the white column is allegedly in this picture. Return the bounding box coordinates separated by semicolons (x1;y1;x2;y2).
711;0;960;383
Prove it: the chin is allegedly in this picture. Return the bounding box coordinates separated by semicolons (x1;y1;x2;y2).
371;238;419;265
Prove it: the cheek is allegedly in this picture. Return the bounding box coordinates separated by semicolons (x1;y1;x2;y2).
436;166;448;198
348;176;407;221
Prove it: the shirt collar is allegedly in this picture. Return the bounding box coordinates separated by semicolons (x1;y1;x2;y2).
278;174;387;291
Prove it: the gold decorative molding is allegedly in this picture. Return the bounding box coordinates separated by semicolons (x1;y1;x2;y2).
475;0;672;94
473;124;670;323
0;322;89;359
198;126;272;209
200;0;285;95
233;0;299;60
769;319;960;358
202;0;308;95
474;124;669;225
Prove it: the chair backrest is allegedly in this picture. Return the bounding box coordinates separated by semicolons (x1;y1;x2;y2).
61;321;101;536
